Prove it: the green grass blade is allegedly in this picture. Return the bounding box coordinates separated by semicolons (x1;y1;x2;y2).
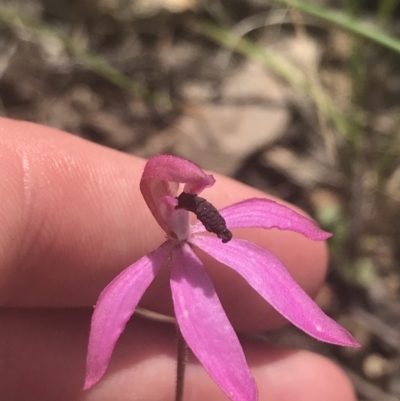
198;21;354;138
270;0;400;53
0;8;172;109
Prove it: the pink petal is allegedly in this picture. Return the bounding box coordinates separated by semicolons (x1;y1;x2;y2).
84;241;173;389
192;236;360;347
140;155;215;233
191;198;331;240
170;243;257;401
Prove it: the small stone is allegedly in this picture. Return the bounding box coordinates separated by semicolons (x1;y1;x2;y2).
363;353;393;379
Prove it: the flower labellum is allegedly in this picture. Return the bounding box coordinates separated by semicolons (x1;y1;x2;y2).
176;192;233;243
84;155;360;401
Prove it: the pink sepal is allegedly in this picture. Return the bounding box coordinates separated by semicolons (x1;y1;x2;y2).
84;241;172;389
192;198;332;240
192;236;360;348
171;243;257;401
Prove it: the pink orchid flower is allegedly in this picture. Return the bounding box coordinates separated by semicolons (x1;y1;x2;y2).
84;155;359;401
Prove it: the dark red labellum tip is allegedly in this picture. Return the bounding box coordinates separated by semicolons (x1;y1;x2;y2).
176;192;232;243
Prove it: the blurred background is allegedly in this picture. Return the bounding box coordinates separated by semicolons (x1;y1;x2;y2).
1;0;400;399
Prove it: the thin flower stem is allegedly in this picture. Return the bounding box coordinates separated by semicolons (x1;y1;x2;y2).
175;325;188;401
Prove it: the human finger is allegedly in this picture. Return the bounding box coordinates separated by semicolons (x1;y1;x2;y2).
0;118;327;331
0;308;356;401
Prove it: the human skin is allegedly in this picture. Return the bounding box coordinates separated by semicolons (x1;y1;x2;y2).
0;117;357;401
